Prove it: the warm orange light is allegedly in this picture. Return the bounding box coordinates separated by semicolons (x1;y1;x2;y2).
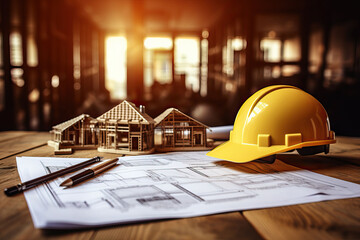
51;75;60;88
175;38;199;63
144;37;172;50
232;37;246;51
174;37;200;92
10;32;23;66
260;39;281;62
202;30;209;39
105;36;127;99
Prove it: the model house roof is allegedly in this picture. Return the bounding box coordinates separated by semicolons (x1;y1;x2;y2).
97;100;155;124
52;114;93;131
154;108;209;128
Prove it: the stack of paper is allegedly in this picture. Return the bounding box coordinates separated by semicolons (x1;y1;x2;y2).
17;152;360;229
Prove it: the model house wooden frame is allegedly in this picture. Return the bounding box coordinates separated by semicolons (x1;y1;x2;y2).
48;100;209;155
95;100;155;154
154;108;209;151
48;114;98;154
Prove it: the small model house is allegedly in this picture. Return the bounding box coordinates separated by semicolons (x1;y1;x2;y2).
95;100;155;154
49;100;209;155
154;108;209;151
48;114;98;154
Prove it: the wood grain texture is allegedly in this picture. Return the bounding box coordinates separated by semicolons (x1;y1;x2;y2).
244;199;360;240
1;132;360;240
92;213;262;240
327;137;360;166
0;131;50;159
0;131;35;143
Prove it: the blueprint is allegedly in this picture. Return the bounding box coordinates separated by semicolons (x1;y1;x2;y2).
16;152;360;229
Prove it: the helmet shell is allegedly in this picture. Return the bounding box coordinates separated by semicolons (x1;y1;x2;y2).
207;85;336;163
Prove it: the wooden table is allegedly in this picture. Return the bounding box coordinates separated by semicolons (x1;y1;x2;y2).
1;131;359;240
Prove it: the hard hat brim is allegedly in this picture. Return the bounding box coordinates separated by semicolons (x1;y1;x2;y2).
206;139;336;163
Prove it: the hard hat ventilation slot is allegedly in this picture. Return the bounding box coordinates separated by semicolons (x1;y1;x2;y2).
297;144;330;156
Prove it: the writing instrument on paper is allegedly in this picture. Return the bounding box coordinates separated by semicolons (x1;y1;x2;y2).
60;158;119;187
4;156;103;196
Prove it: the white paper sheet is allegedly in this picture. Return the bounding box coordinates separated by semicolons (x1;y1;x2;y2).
16;152;360;229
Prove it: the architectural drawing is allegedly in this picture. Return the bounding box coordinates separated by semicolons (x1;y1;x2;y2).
16;153;360;228
48;101;210;155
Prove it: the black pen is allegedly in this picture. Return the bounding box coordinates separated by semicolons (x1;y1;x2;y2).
4;156;102;196
60;158;119;187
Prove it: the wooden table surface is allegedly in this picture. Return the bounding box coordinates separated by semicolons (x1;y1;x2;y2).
0;131;359;240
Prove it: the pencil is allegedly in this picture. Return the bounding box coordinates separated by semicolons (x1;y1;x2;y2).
60;158;119;187
4;156;103;196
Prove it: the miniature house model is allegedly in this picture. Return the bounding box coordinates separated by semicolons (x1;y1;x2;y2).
48;100;209;155
154;108;208;151
48;114;98;154
96;100;155;154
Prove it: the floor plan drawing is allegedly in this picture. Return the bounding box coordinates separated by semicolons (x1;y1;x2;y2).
16;152;360;229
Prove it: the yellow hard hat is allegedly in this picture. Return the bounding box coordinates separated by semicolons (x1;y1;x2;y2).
207;85;336;163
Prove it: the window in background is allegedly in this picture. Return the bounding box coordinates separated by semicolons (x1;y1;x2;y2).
309;28;324;74
11;68;24;87
10;31;23;66
9;31;25;88
324;21;357;87
223;39;234;76
283;37;301;61
143;37;173;91
92;32;100;91
260;39;281;62
105;36;127;100
174;37;200;92
27;34;38;67
144;37;172;50
200;38;208;97
233;37;246;87
153;51;172;84
73;22;81;92
232;37;246;51
256;14;301;84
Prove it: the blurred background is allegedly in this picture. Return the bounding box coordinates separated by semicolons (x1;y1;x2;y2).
0;0;359;136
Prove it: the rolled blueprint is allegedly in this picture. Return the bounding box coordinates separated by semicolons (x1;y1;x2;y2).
207;125;233;140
